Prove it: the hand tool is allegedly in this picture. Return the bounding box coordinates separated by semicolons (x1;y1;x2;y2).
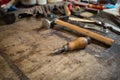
42;17;114;46
102;22;120;34
69;17;95;23
90;18;120;34
47;18;120;62
72;1;105;10
68;17;108;33
50;37;90;55
64;3;71;16
83;24;108;33
69;17;120;34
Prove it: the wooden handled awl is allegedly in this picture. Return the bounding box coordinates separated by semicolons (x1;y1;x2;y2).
51;37;90;55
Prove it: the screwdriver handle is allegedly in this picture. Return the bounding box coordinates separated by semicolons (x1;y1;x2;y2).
67;37;89;51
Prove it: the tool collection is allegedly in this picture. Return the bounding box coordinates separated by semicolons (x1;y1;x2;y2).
2;1;120;55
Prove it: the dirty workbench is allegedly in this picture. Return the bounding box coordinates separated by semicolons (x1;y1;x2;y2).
0;9;120;80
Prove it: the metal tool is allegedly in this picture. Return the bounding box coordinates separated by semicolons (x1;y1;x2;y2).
84;24;108;33
103;22;120;34
69;17;120;34
68;17;108;33
50;37;90;55
91;18;120;34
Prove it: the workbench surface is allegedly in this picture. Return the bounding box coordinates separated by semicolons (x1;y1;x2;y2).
0;10;120;80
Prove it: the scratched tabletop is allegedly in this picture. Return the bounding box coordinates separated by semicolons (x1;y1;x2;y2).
0;9;120;80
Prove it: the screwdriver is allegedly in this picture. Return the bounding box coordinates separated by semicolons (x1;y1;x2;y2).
50;37;91;55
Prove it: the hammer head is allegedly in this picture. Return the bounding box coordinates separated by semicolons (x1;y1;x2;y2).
41;16;69;29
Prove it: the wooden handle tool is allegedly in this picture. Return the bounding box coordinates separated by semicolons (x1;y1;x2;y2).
51;37;90;55
64;4;71;16
69;17;95;23
54;19;114;46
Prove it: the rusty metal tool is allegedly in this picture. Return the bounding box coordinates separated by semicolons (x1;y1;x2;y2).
42;17;114;46
50;37;90;55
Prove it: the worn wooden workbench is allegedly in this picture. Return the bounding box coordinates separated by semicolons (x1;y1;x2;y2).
0;9;120;80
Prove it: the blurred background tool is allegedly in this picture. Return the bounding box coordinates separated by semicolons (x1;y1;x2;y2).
90;18;120;34
68;17;109;33
69;17;95;23
64;3;71;16
50;37;90;55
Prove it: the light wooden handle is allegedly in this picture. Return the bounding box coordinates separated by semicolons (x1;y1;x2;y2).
69;17;95;23
64;5;71;16
54;19;114;46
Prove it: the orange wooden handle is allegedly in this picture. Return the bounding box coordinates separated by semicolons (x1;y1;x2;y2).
54;19;114;46
68;37;88;50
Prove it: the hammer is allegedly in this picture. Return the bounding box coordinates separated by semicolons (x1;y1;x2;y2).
42;17;114;46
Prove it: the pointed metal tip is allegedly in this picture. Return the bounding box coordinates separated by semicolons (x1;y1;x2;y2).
49;47;66;56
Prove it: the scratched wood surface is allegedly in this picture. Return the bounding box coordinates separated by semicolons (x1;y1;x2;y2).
0;11;120;80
